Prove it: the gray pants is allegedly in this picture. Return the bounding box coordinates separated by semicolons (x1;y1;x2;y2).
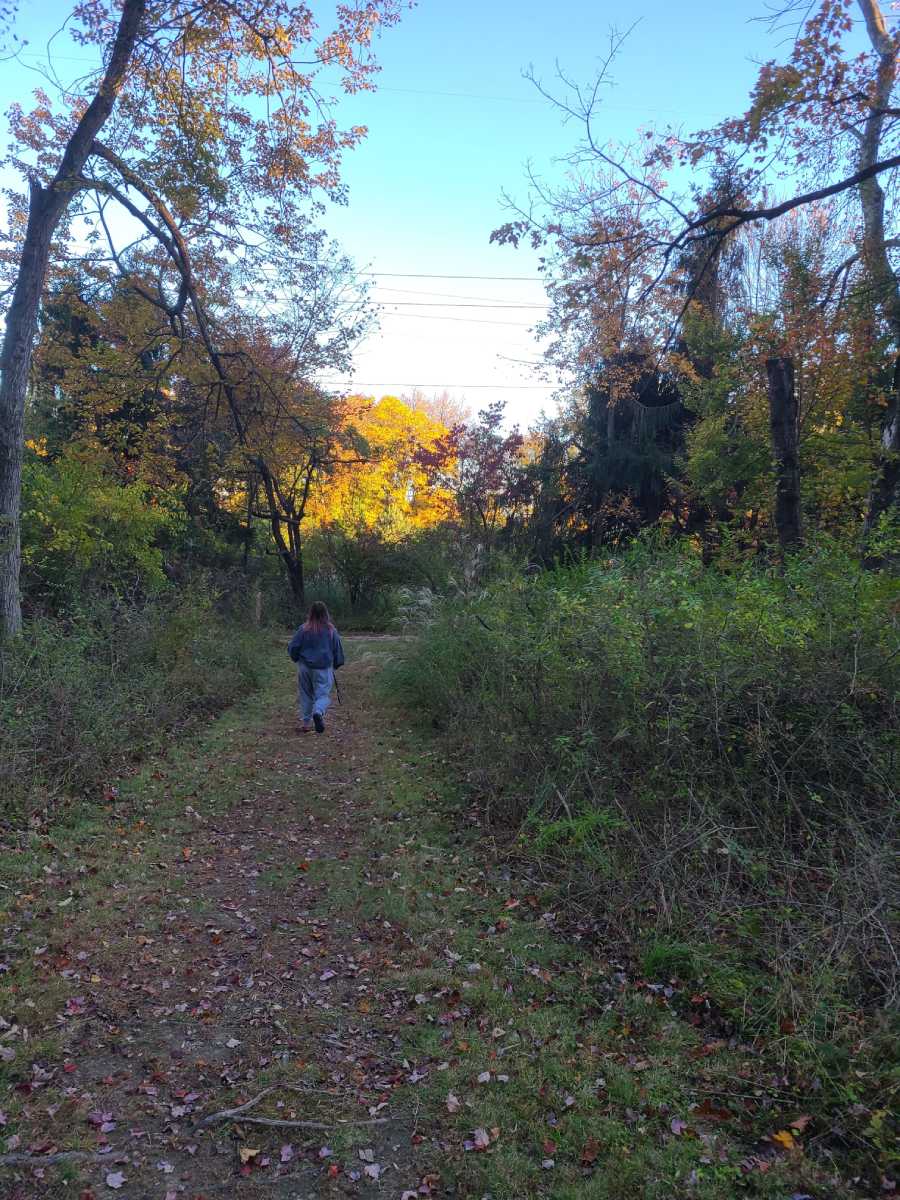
298;665;334;723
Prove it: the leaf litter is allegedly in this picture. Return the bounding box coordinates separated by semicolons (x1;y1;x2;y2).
0;643;886;1198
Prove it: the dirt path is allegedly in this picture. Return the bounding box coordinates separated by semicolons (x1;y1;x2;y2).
0;639;857;1200
2;639;445;1199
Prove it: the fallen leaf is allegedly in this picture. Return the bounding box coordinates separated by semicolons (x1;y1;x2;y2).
693;1099;732;1122
581;1137;600;1166
446;1092;460;1113
280;1144;295;1163
239;1147;260;1165
104;1172;126;1190
363;1163;381;1180
771;1129;798;1152
790;1114;812;1133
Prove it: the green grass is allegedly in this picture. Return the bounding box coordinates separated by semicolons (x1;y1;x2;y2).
0;637;892;1198
313;669;881;1198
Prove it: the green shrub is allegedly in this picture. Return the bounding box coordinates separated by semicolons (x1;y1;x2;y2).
385;537;899;1022
21;450;172;602
0;588;267;824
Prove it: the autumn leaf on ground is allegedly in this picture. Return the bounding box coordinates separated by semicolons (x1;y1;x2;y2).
104;1172;126;1190
239;1146;260;1164
770;1129;799;1152
446;1091;460;1113
465;1127;491;1151
693;1099;731;1122
581;1137;600;1166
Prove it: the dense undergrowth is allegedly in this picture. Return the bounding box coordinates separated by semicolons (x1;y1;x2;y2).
0;588;268;825
387;541;899;1079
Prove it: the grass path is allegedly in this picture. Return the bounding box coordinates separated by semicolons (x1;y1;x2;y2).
0;639;857;1199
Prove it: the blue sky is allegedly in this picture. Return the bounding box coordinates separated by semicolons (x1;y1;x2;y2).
0;1;873;426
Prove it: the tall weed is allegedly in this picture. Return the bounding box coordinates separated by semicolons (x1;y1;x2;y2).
387;539;899;1023
0;588;267;824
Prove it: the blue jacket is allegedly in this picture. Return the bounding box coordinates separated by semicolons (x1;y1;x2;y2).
288;623;345;671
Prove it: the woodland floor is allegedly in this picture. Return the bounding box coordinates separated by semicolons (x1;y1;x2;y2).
0;638;877;1200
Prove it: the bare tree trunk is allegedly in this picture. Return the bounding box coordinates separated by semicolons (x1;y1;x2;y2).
766;357;802;551
857;0;900;544
0;0;146;637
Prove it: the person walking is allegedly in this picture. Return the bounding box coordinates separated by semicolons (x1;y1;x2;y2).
288;601;345;733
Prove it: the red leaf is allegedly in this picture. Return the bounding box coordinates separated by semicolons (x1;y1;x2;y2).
581;1137;600;1165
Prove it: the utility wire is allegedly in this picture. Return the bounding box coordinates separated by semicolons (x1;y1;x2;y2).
375;312;538;327
378;301;548;309
362;272;543;280
374;284;547;303
318;381;557;390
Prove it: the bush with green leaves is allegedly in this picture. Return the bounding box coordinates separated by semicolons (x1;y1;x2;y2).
0;587;267;824
21;449;172;604
387;537;899;1027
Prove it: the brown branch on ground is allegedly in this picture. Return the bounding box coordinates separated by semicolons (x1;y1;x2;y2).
197;1086;393;1129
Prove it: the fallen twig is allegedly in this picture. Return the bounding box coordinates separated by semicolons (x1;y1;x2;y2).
215;1115;391;1130
0;1150;110;1168
198;1086;394;1130
197;1087;275;1126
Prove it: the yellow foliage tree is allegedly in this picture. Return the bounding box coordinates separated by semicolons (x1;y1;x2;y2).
309;394;452;539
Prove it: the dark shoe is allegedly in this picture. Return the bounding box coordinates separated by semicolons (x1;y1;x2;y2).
313;712;325;733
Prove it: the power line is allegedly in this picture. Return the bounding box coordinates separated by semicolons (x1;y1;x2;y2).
375;284;547;303
376;312;538;327
6;54;743;116
378;301;548;309
363;272;543;281
318;381;557;390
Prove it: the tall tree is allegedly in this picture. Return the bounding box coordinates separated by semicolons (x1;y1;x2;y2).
0;0;403;636
497;0;900;547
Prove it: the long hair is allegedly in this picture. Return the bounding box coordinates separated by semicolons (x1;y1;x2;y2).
304;600;333;634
